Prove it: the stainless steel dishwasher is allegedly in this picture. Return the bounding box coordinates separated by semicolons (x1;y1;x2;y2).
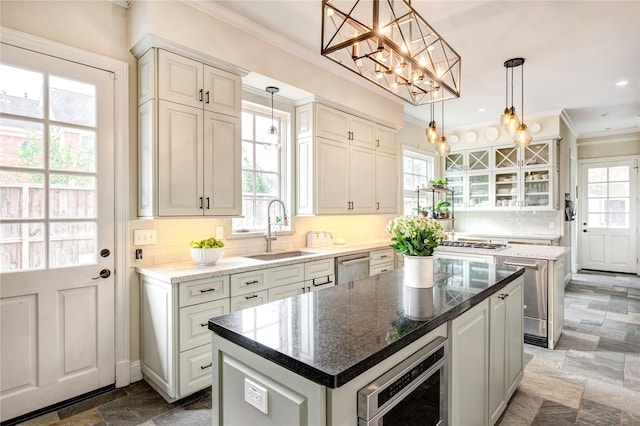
336;252;371;284
496;256;548;347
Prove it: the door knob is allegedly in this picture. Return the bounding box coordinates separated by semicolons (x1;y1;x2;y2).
583;229;587;233
92;269;111;280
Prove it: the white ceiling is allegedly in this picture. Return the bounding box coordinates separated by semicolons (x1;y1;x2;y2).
212;0;640;137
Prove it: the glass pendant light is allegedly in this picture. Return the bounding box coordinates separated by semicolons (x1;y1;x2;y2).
425;98;439;144
501;59;524;135
264;86;280;150
513;62;532;147
436;101;450;155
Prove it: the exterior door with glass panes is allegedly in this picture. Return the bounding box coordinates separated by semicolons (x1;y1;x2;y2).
0;45;115;421
580;160;638;273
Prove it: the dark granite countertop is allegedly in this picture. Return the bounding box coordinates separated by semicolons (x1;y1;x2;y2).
208;258;524;388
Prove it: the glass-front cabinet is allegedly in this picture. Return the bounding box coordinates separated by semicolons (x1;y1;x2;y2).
444;148;491;210
493;140;558;210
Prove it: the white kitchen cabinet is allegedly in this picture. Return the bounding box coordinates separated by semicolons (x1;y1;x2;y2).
140;275;230;402
449;298;490;426
494;168;557;210
158;49;240;116
489;278;524;425
375;124;398;154
444;148;492;210
316;103;376;148
230;269;268;297
450;276;524;426
297;103;398;215
370;248;395;275
137;48;242;218
375;150;398;213
230;290;269;312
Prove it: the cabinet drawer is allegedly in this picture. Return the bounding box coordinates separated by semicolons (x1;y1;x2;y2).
370;248;394;266
230;290;268;312
370;263;394;276
305;258;334;279
268;263;305;288
179;344;212;397
230;270;267;296
179;276;229;307
268;282;304;302
305;275;335;292
179;299;230;352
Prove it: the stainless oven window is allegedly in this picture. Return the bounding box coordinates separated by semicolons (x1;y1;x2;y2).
358;337;448;426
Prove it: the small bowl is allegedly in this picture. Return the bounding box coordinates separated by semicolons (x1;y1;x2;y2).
190;247;224;265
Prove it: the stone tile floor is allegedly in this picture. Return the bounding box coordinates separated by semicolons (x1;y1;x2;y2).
498;271;640;425
14;271;640;426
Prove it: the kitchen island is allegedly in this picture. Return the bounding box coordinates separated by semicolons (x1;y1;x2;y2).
208;258;525;426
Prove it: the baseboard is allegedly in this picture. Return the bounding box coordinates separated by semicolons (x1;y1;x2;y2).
130;360;143;383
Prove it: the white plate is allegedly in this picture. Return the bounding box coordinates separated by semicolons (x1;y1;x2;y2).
529;122;541;134
484;126;499;142
464;131;478;143
449;134;460;144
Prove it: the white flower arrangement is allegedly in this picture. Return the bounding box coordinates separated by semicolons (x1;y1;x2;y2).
386;214;446;257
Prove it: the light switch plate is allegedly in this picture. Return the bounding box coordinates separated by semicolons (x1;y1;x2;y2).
244;378;268;414
215;226;224;240
134;229;157;246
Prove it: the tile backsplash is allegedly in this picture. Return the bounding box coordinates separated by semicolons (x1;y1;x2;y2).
129;214;396;268
454;210;562;237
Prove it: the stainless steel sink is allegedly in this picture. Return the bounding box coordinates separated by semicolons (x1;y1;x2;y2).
244;250;316;261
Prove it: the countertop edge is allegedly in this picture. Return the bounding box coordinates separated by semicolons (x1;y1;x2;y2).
208;267;525;389
137;240;392;283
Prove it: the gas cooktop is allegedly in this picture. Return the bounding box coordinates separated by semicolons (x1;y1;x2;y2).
440;241;508;250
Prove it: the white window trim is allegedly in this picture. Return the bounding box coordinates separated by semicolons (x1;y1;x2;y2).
228;100;293;238
402;145;435;214
1;27;131;387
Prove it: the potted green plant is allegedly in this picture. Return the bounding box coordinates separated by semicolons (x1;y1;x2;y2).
434;200;451;219
428;178;447;189
386;215;446;288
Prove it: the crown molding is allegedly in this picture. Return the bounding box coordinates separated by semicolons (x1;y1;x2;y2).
559;109;579;139
110;0;131;8
577;129;640;146
180;0;404;107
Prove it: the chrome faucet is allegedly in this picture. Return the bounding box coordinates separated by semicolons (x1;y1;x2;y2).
266;198;289;252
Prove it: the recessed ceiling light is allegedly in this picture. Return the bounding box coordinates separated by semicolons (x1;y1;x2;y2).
605;127;612;130
478;108;486;112
616;80;628;86
600;113;609;117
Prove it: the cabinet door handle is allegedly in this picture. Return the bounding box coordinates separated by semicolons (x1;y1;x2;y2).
199;89;203;102
380;269;388;273
245;294;258;300
205;90;210;104
245;280;259;285
376;202;380;210
200;322;208;327
200;363;213;370
199;196;204;209
206;197;210;209
376;139;380;147
199;288;215;293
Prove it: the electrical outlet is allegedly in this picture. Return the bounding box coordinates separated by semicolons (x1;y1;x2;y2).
135;249;143;261
548;221;556;230
215;226;224;240
244;378;268;414
134;229;157;246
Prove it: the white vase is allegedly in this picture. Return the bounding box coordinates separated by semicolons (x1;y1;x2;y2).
403;286;435;319
403;255;435;288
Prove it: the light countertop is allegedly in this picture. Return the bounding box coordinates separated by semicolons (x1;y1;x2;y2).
136;239;392;283
435;244;569;260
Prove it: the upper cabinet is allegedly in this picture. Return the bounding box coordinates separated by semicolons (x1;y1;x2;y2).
137;48;242;218
296;103;398;215
444;140;559;211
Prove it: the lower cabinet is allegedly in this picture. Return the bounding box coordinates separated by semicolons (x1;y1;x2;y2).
369;248;395;275
450;276;524;426
140;275;230;402
140;257;337;401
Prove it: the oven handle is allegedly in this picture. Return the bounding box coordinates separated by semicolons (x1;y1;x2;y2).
502;260;539;269
338;256;371;266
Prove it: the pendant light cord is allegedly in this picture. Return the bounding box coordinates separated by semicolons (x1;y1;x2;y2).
505;65;508;110
271;91;274;128
521;63;524;123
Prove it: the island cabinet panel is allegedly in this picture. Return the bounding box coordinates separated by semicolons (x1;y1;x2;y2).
449;298;490;426
489;278;524;426
212;337;326;426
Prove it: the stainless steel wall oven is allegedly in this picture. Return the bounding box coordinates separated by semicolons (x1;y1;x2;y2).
357;337;448;426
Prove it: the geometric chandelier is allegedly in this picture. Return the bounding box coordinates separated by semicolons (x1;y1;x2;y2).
321;0;461;105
